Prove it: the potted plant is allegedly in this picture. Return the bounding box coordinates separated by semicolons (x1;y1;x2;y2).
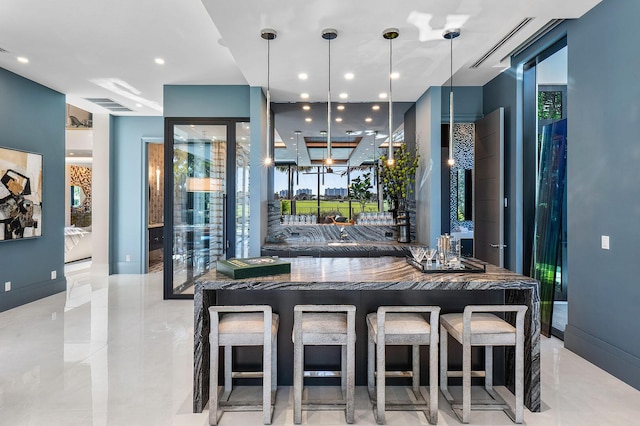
378;144;420;213
348;172;373;214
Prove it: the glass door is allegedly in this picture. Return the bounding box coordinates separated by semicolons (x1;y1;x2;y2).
164;119;241;298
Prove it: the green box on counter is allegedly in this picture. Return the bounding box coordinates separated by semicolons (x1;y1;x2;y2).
216;257;291;279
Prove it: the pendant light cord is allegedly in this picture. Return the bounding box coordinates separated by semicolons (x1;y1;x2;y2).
266;36;272;164
327;36;332;162
448;33;455;166
389;36;393;164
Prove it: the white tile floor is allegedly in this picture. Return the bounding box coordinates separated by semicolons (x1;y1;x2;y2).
1;265;640;425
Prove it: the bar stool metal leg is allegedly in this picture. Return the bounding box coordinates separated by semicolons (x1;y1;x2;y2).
292;305;356;424
367;306;440;425
208;306;278;426
440;305;527;424
210;325;220;425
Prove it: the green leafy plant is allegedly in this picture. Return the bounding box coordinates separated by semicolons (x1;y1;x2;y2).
280;199;290;214
378;144;420;209
348;172;373;212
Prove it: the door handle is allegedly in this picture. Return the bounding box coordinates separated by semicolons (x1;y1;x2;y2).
490;243;508;249
223;194;227;254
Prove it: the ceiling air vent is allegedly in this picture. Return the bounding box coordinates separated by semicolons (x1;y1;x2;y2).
501;19;566;62
470;17;534;68
84;97;132;112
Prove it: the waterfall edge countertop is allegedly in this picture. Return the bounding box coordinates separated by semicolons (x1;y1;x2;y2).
193;257;540;413
195;256;539;291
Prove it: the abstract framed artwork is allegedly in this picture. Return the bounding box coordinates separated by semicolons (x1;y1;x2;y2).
0;147;43;241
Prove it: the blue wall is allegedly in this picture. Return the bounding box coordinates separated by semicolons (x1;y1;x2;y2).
563;0;640;389
482;0;640;390
441;86;484;122
0;67;66;312
163;85;250;118
110;116;163;274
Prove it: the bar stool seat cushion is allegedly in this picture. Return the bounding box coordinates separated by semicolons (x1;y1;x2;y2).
441;313;516;345
366;312;431;345
217;313;279;346
292;312;348;344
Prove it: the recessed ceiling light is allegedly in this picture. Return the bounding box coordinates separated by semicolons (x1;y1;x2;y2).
136;103;142;108
17;57;29;64
301;93;310;99
337;105;345;111
379;92;387;99
335;117;343;122
320;130;327;135
69;152;75;156
372;105;380;110
298;73;308;80
154;58;165;65
391;72;400;79
344;72;354;80
302;105;311;110
305;117;312;122
190;124;195;127
365;117;372;122
339;93;348;99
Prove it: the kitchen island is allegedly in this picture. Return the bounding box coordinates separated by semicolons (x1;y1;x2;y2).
193;257;540;413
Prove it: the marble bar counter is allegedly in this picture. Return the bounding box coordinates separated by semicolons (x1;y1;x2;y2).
261;240;410;258
193;257;540;413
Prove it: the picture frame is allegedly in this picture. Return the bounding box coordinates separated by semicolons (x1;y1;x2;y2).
0;146;43;241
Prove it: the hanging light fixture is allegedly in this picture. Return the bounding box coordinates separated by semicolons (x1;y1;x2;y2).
261;28;277;166
383;28;399;166
322;28;338;165
294;130;301;185
443;28;460;167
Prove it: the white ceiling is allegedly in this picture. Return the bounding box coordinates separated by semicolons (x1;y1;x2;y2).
0;0;600;114
1;0;599;165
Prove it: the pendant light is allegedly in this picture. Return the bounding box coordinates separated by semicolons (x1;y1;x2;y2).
322;28;337;165
443;28;460;167
383;28;399;166
261;28;277;166
295;130;301;185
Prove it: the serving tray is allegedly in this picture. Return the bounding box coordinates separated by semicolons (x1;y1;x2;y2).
405;256;486;273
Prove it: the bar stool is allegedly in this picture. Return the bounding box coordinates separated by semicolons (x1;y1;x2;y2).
439;305;528;424
292;305;356;424
208;306;279;425
367;306;440;425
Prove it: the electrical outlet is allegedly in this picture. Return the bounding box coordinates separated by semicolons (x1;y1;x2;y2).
125;254;131;262
51;270;57;280
4;281;10;292
601;235;610;250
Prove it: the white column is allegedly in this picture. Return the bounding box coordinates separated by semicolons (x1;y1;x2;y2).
91;113;110;275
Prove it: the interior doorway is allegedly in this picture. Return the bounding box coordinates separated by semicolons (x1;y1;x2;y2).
64;104;93;265
147;142;164;273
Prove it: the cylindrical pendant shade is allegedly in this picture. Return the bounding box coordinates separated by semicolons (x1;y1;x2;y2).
443;28;460;167
383;28;399;166
261;28;277;166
